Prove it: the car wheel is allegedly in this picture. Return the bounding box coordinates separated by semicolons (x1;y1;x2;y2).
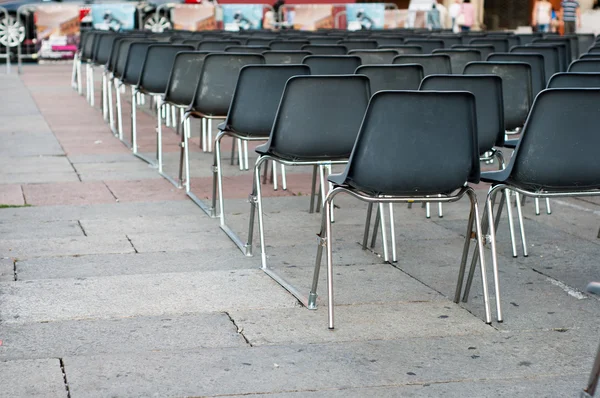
0;15;25;47
143;14;172;32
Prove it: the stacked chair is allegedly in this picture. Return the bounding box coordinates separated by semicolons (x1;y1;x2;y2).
73;28;600;338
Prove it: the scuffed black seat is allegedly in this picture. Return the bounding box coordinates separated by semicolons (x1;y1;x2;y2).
355;64;423;92
393;54;451;76
547;72;600;88
302;55;361;75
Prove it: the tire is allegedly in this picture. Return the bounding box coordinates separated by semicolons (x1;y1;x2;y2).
143;13;172;32
0;14;25;48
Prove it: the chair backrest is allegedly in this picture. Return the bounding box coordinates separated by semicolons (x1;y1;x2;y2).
114;39;152;79
301;44;348;55
191;53;265;116
588;47;600;54
164;51;209;106
225;46;271;53
247;38;272;46
198;40;243;51
469;38;509;53
81;31;98;61
310;37;344;45
137;44;195;95
515;34;540;46
534;37;575;63
487;52;546;95
375;37;405;47
508;89;600;190
260;75;371;161
577;34;595;56
547;72;600;88
348;49;398;65
463;61;532;131
531;42;568;71
393;54;451;76
403;39;444;54
93;33;117;66
580;53;600;60
568;60;600;73
341;91;479;196
356;64;424;92
337;40;378;51
429;34;462;48
432;49;482;74
378;44;423;55
262;50;312;64
269;40;310;50
121;41;156;86
451;44;494;59
420;74;504;153
303;55;361;75
224;65;311;137
511;45;560;81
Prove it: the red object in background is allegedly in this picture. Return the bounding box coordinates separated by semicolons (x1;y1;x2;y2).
79;7;90;21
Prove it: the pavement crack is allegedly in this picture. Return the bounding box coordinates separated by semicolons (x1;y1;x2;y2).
125;235;139;253
20;185;27;205
225;312;253;347
12;259;17;281
77;220;87;237
66;157;82;182
102;181;119;202
58;358;71;398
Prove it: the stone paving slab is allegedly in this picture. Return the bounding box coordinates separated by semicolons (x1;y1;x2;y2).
0;258;13;282
0;185;24;206
79;214;216;236
0;235;133;259
15;250;254;280
0;270;298;324
0;358;66;398
0;312;246;361
62;332;584;397
22;181;116;206
0;131;64;157
0;219;83;240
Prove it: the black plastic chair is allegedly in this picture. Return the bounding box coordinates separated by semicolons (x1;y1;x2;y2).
393;54;451;76
262;50;312;64
462;89;600;324
377;44;423;54
302;55;361;75
310;37;344;45
531;42;568;71
403;39;444;54
210;65;311;242
515;34;541;45
580;53;600;60
198;40;242;51
511;45;560;84
225;45;271;53
245;75;371;305
463;62;532;132
429;34;462;48
568;60;600;73
355;64;424;92
337;39;378;51
301;44;348;55
432;49;482;74
534;37;575;63
374;37;405;47
348;49;398;65
577;34;595;56
469;37;509;53
452;44;495;60
308;90;491;329
269;40;310;50
547;72;600;88
487;53;546;96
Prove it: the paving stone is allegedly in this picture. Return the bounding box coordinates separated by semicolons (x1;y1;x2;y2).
79;214;209;236
231;302;493;346
0;358;66;398
0;257;13;282
0;235;133;259
22;181;116;206
0;270;298;324
0;185;24;205
0;115;51;135
0;132;64;157
0;312;246;360
16;250;254;280
0;220;83;240
62;332;585;397
104;179;187;202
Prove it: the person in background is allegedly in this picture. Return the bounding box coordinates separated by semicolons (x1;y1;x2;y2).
427;3;442;30
532;0;552;32
435;0;449;29
449;0;462;31
560;0;581;34
458;0;475;32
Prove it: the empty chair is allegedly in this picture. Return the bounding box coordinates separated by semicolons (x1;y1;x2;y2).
269;40;310;50
464;62;532;132
198;40;243;51
515;34;541;45
432;49;481;74
393;54;451;76
404;39;444;53
547;72;600;88
348;49;398;64
568;60;600;72
262;50;312;64
247;38;272;46
308;90;491;328
580;53;600;60
374;37;404;47
303;55;361;75
511;45;560;82
301;44;348;55
337;40;378;51
531;42;569;71
452;44;495;59
245;76;371;301
577;33;595;56
462;89;600;324
225;45;271;53
469;38;509;53
182;39;203;49
487;53;546;96
534;37;575;63
211;65;311;238
378;44;423;54
429;34;462;48
310;37;344;45
588;47;600;54
355;64;424;92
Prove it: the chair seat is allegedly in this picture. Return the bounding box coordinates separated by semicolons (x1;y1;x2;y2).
328;172;345;186
480;169;511;184
256;144;349;162
503;139;518;149
218;124;271;139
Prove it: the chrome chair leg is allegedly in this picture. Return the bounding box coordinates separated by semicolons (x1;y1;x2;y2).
130;88;137;153
309;165;318;213
273;161;278;191
378;203;389;263
535;198;541;215
515;193;528;257
505;190;518;258
243;140;249;170
107;77;116;136
546;198;552;214
389;203;397;263
115;80;124;141
281;164;287;190
362;203;374;250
